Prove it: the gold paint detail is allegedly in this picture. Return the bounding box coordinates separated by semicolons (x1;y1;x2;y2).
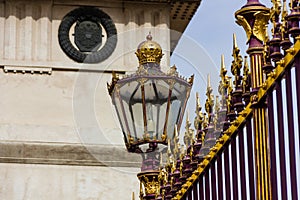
253;11;270;43
236;15;252;42
236;10;270;43
138;171;160;197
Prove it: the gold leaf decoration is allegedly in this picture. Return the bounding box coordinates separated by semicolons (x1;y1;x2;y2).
236;15;252;42
253;11;270;43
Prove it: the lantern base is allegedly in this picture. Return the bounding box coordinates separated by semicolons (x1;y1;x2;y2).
138;170;160;200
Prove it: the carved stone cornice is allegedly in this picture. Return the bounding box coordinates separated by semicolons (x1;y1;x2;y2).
0;141;141;167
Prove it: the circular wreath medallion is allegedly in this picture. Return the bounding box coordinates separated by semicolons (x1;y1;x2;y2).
58;7;117;63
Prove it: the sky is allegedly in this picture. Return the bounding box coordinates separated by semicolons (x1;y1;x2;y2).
171;0;272;120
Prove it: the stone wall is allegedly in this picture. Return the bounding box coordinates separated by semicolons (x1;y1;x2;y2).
0;0;170;71
0;163;140;200
0;0;173;199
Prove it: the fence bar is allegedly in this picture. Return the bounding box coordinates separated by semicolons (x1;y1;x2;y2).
187;188;192;200
217;155;223;200
223;146;231;200
295;56;300;151
268;93;278;199
205;170;210;200
199;176;204;200
275;82;288;199
285;69;298;199
193;179;198;200
231;138;238;199
238;131;247;199
246;120;255;199
211;161;216;200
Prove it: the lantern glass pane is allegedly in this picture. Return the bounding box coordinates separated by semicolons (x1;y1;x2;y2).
122;99;136;140
113;92;128;142
119;81;140;141
155;103;167;139
144;80;170;140
131;101;144;140
166;99;181;139
153;79;170;100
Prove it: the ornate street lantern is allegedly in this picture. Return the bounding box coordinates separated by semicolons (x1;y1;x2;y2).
107;34;193;199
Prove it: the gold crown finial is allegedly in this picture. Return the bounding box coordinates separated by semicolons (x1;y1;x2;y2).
135;33;163;65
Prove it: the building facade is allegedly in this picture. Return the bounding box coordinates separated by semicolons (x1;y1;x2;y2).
0;0;201;199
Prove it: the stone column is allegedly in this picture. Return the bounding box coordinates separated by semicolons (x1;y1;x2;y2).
235;1;271;199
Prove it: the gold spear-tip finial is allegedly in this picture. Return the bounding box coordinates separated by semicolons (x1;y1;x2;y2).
205;74;214;115
207;73;211;89
233;33;237;49
220;54;227;79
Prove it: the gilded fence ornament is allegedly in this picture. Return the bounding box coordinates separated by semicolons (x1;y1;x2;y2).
236;15;252;42
184;113;194;148
231;34;243;80
227;77;233;112
213;96;220;130
194;92;204;131
236;11;270;43
242;56;251;94
202;113;209;130
270;0;282;21
205;74;214;121
280;0;293;50
219;55;229;95
173;125;180;159
253;11;270;43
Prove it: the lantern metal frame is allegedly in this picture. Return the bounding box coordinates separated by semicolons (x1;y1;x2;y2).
108;65;193;153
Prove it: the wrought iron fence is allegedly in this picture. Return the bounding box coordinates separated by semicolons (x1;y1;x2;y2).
154;1;300;199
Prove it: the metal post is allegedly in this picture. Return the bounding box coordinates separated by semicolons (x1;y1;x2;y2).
235;1;271;199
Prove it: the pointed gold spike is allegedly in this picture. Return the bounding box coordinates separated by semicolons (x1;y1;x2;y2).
132;192;135;200
221;54;225;70
207;74;211;89
220;54;227;79
196;92;201;112
243;56;249;75
233;33;237;49
186;111;190;125
167;138;171;158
